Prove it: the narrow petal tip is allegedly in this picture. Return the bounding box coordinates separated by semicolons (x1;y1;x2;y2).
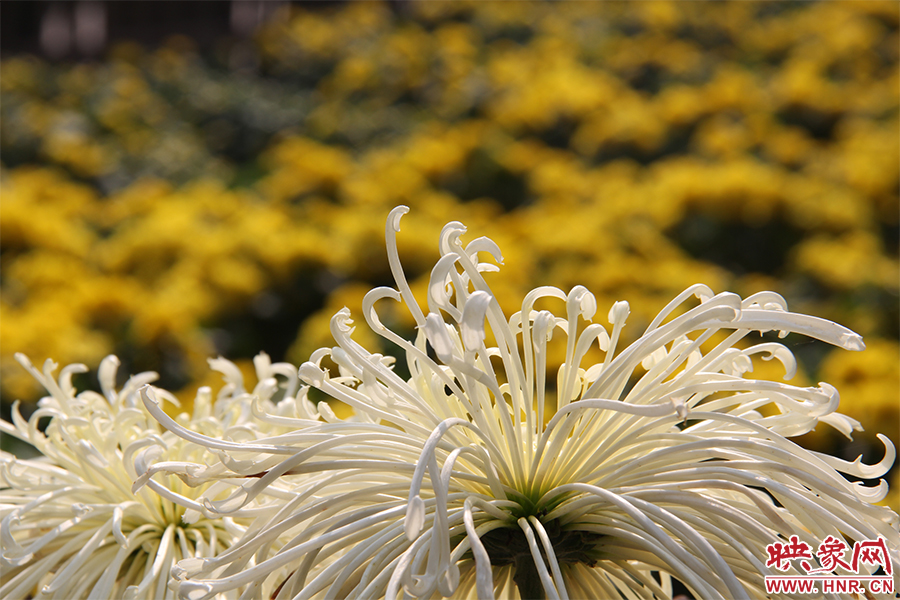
840;333;865;351
388;205;410;231
405;495;425;541
608;300;630;325
173;557;207;579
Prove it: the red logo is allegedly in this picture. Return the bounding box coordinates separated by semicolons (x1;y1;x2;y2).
764;536;894;596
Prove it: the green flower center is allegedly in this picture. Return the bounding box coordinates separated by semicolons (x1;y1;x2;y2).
475;517;605;600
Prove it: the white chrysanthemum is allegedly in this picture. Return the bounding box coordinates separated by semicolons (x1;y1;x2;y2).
0;352;307;599
144;207;898;600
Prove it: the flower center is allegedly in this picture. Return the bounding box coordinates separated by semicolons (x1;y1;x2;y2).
477;518;605;600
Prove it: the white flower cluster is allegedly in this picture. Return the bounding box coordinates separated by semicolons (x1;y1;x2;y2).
1;352;306;599
2;207;898;599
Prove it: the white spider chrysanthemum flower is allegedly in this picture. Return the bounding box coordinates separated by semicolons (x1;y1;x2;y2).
0;352;308;599
142;206;898;600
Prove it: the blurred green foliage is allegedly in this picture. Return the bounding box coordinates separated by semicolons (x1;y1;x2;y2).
1;1;898;504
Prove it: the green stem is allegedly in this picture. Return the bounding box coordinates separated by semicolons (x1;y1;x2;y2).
513;553;546;600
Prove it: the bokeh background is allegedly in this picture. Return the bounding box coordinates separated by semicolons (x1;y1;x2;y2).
1;1;898;508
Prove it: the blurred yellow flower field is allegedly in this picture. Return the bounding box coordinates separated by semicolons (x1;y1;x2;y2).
1;1;897;506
